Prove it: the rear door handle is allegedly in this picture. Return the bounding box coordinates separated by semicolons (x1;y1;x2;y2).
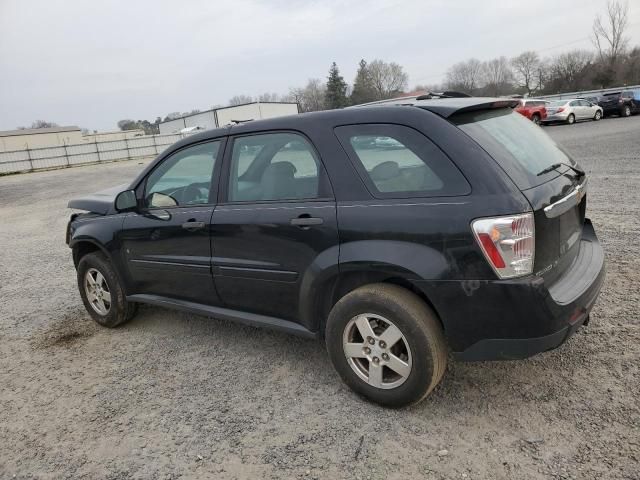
290;216;324;227
181;221;206;232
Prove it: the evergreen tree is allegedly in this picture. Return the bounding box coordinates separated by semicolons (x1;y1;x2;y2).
325;62;348;109
350;59;376;105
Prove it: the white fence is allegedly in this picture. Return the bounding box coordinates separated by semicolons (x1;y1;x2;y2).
0;133;185;175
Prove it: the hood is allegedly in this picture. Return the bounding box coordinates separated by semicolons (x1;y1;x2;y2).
67;184;128;215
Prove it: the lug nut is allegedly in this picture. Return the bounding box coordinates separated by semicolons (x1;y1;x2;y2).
379;340;387;348
368;337;375;345
382;353;389;361
372;357;380;364
364;347;371;355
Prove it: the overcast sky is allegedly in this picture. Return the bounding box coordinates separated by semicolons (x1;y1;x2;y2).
1;0;639;131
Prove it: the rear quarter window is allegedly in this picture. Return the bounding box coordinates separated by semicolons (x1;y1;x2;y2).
334;124;470;199
453;109;573;189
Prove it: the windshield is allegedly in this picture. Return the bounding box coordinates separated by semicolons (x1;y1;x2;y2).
453;108;574;189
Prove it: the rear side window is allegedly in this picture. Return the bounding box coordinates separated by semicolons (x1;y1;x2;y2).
227;132;327;202
335;124;470;198
453;108;573;189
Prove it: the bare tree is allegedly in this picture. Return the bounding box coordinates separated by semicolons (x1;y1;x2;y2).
288;79;327;112
546;50;593;92
228;95;254;106
593;0;629;64
445;59;483;94
482;57;514;96
511;51;541;95
367;60;409;100
30;120;59;129
258;92;281;102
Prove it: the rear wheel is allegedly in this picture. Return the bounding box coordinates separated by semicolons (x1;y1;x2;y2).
325;284;447;407
531;113;541;125
621;105;631;117
77;252;137;327
566;113;575;125
594;110;602;121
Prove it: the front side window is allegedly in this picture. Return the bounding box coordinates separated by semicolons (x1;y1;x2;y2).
228;132;325;202
335;124;470;198
145;141;220;208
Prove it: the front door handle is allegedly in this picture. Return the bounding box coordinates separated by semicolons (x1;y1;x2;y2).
181;220;206;232
290;216;324;227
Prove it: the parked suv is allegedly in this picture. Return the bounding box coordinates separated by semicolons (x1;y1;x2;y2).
67;98;605;407
514;99;547;124
598;90;640;117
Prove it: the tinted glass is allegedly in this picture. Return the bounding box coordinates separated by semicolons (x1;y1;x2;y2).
146;141;220;207
228;132;322;202
454;109;574;189
335;124;470;198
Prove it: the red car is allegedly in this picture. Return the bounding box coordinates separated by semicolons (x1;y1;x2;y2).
514;99;547;125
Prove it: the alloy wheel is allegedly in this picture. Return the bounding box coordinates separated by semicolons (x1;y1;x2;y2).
342;313;412;389
84;268;111;315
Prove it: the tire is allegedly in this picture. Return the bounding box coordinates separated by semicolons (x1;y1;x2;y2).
622;105;631;117
325;284;447;407
77;251;137;328
594;110;602;121
531;114;541;125
566;113;575;125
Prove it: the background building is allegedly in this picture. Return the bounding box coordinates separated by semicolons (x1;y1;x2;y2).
159;102;299;134
0;126;82;152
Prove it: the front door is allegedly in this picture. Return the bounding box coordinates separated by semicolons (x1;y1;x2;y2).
120;139;224;304
211;131;338;325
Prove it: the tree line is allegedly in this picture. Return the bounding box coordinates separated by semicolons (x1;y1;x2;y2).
444;0;637;96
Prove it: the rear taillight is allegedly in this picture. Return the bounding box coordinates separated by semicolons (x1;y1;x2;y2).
557;107;565;113
472;213;535;279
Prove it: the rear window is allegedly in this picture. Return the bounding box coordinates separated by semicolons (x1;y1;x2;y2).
453;108;573;189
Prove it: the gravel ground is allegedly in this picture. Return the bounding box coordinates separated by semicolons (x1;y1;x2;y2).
1;116;639;479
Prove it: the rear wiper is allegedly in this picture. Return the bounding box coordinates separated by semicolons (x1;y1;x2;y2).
536;162;585;177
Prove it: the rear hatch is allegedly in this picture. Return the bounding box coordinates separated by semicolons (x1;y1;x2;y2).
452;108;586;283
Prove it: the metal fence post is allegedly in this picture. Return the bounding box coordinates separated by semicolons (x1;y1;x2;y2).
26;146;33;171
152;134;158;154
95;138;101;163
63;141;70;167
125;137;131;160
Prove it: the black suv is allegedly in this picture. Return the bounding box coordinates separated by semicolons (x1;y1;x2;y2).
67;98;605;407
598;90;639;117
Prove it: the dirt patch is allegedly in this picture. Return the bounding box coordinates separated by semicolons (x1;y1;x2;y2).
30;309;98;349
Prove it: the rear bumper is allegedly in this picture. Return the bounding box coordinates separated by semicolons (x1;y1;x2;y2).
415;219;605;361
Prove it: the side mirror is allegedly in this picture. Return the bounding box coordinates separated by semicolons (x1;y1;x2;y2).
115;190;137;212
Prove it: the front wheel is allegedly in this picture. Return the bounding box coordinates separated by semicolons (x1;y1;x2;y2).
531;114;541;125
325;284;447;407
621;105;631;117
566;113;575;125
594;110;602;121
77;252;137;327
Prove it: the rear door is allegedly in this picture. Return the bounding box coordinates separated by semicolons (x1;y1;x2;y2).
211;131;338;324
453;109;586;283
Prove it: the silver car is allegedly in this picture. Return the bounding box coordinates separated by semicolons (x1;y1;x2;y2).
543;98;603;125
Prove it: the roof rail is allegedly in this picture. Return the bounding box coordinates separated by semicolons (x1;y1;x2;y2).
415;91;472;100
